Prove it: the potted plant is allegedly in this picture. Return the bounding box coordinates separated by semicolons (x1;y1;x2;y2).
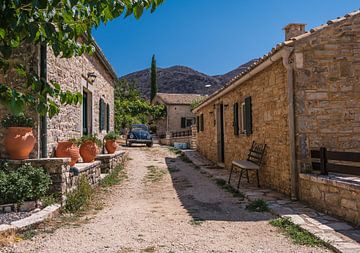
104;131;119;154
79;134;102;163
1;114;35;160
56;138;81;167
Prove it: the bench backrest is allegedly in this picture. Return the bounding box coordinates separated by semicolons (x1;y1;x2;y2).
311;147;360;176
247;141;266;166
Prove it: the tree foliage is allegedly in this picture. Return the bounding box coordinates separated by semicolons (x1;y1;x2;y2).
150;54;157;101
115;79;166;132
0;0;163;118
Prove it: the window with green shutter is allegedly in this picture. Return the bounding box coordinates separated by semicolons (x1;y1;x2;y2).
196;116;200;132
99;98;106;131
106;103;110;132
244;96;252;135
233;103;239;135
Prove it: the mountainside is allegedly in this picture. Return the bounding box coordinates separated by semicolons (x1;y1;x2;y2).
120;59;257;99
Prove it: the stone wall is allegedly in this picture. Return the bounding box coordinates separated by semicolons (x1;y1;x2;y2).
0;44;40;159
46;48;115;157
299;174;360;226
196;60;292;195
293;13;360;171
96;151;126;174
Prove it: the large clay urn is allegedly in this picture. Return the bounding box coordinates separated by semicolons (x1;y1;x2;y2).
79;141;98;163
56;141;80;167
4;127;36;160
105;140;118;154
56;141;73;157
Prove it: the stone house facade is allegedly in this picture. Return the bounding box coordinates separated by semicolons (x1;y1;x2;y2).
152;93;203;136
0;42;117;159
193;11;360;225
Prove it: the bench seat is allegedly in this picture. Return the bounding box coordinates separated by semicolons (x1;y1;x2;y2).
232;160;260;170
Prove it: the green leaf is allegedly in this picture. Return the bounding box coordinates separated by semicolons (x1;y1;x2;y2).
0;28;5;39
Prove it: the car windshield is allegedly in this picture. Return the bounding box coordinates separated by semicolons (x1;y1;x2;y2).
132;124;148;131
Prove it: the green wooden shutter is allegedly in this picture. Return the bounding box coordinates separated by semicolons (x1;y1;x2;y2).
233;103;239;135
196;116;200;132
245;96;252;135
181;117;186;128
99;98;105;131
106;103;110;132
200;114;204;131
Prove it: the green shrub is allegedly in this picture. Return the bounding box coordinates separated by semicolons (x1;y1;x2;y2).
270;217;326;247
1;114;34;128
0;163;51;205
246;199;269;212
64;176;93;213
100;165;126;187
104;131;119;141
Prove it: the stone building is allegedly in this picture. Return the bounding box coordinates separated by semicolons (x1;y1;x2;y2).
0;41;117;159
152;93;204;136
193;10;360;225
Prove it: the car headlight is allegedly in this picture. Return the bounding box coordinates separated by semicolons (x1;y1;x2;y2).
129;133;134;139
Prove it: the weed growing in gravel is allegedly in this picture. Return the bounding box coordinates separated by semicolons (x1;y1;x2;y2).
179;154;192;163
64;176;93;213
145;166;167;182
100;165;127;188
270;217;327;247
246;199;269;212
40;194;59;207
168;166;180;173
19;230;38;240
168;147;182;155
214;179;245;199
189;218;204;226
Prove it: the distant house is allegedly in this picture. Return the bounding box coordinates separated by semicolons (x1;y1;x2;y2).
152;93;204;136
193;11;360;225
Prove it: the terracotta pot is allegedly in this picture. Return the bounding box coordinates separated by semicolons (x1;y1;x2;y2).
79;141;98;163
4;127;36;160
56;141;73;157
105;140;118;154
68;145;80;167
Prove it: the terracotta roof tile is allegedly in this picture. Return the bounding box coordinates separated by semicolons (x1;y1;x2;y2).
155;93;205;105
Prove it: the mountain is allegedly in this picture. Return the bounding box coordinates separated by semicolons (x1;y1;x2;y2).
120;59;257;99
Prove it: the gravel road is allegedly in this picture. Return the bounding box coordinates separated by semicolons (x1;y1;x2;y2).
2;146;330;253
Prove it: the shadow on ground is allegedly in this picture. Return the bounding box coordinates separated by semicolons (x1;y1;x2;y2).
165;156;273;222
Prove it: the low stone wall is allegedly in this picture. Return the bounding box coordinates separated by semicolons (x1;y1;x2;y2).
299;173;360;226
96;151;126;174
6;158;101;203
160;136;192;147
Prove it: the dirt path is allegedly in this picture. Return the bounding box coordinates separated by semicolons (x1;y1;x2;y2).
2;146;329;253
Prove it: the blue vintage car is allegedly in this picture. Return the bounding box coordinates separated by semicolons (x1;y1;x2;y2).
126;124;153;147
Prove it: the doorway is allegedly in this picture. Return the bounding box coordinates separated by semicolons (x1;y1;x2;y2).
216;104;225;164
83;89;92;135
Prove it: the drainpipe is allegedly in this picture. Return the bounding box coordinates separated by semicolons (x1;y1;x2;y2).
281;47;297;200
40;44;48;158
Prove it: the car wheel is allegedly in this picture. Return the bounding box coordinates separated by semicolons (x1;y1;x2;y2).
146;142;153;147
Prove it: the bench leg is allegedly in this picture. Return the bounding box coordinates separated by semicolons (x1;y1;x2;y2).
237;169;244;189
246;170;250;183
228;165;234;184
256;170;260;187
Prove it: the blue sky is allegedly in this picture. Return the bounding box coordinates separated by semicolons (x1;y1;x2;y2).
93;1;360;77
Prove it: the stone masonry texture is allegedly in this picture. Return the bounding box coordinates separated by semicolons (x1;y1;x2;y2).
196;60;291;195
0;44;116;159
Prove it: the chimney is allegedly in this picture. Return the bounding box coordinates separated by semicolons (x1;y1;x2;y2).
283;23;306;41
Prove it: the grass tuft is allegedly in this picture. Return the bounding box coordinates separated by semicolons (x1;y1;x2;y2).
168;147;182;155
189;218;204;226
270;217;327;247
215;179;245;199
100;165;127;188
246;199;269;212
64;176;93;213
144;166;167;183
179;154;192;163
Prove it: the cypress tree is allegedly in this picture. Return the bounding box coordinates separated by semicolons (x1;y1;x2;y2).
150;54;157;101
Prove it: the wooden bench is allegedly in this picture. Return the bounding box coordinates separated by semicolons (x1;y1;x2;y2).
228;141;266;189
311;147;360;176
